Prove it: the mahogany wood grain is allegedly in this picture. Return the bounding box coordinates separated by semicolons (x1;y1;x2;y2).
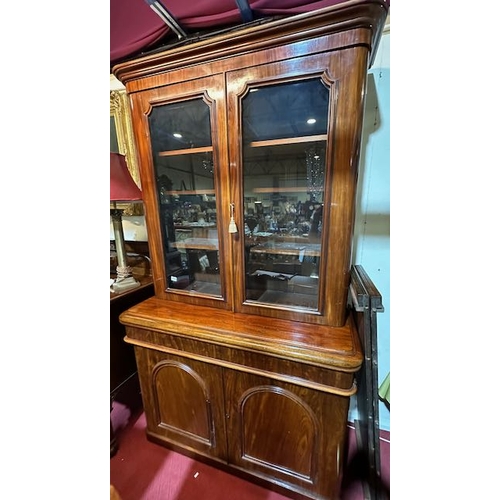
225;370;350;499
121;28;379;326
120;298;363;372
120;294;362;499
131;74;233;310
134;346;228;461
122;298;361;499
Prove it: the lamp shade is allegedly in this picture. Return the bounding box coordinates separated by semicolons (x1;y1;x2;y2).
110;152;142;202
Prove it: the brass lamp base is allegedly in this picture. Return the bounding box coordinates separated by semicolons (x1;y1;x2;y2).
111;276;141;293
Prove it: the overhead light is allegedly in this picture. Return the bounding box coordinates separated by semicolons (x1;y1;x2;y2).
307;118;317;124
173;133;182;138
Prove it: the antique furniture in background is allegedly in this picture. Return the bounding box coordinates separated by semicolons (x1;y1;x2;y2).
110;274;154;457
113;1;388;498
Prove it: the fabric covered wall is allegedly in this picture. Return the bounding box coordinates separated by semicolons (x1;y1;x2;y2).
110;0;388;65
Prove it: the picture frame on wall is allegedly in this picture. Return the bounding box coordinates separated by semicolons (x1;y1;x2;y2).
110;85;144;216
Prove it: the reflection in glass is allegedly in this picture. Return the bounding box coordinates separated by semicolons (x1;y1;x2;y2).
242;79;329;142
149;98;221;296
242;79;329;311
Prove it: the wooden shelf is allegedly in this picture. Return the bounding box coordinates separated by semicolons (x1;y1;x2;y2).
163;189;215;195
248;134;327;148
158;146;213;157
250;241;320;257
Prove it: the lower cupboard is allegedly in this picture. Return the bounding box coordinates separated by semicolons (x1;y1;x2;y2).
122;303;362;500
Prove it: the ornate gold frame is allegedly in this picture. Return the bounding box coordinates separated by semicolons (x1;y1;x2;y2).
110;89;144;215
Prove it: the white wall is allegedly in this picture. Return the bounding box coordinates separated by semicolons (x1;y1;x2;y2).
349;28;390;431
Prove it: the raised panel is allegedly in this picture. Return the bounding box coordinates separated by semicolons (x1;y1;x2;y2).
225;369;350;499
152;360;212;442
134;346;227;459
239;385;318;480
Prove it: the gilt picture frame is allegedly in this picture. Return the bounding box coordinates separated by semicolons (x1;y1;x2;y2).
110;88;144;215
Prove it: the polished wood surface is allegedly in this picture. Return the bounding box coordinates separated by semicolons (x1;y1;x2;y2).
121;298;362;372
114;1;387;326
122;299;361;499
110;275;154;303
224;370;350;498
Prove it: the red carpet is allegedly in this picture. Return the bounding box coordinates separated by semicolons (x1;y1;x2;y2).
110;401;389;499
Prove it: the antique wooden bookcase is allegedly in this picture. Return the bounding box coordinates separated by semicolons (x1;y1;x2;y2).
113;1;388;498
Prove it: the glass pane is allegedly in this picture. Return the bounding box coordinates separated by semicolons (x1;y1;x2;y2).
242;79;329;311
149;99;221;296
150;99;212;151
243;79;328;142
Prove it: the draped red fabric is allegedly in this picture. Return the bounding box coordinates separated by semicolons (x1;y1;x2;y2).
110;0;387;66
110;0;168;65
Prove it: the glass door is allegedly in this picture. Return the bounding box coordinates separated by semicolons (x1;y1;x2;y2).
134;75;232;308
227;61;335;322
149;98;221;295
241;79;328;311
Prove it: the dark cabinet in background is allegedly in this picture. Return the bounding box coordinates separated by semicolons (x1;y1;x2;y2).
110;274;154;456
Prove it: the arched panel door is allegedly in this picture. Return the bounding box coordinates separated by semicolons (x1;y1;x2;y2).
134;347;227;460
224;369;349;499
239;385;318;480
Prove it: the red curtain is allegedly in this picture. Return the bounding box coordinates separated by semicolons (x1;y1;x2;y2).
110;0;386;66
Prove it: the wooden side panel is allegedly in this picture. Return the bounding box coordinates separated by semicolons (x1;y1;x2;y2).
134;346;227;460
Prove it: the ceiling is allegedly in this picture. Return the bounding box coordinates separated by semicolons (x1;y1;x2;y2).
110;0;390;68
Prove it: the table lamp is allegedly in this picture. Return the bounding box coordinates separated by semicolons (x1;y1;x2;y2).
110;152;142;293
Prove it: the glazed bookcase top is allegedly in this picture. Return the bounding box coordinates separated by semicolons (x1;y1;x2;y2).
113;0;388;328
